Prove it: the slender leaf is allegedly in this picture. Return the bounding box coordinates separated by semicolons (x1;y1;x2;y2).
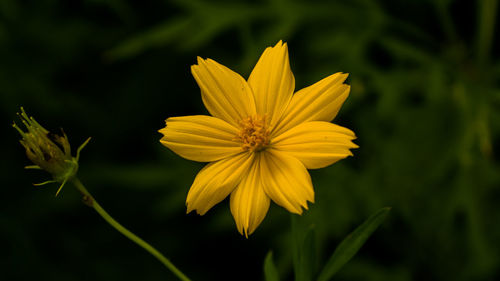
105;18;192;61
291;215;317;281
317;207;391;281
264;251;280;281
301;225;317;281
290;215;301;281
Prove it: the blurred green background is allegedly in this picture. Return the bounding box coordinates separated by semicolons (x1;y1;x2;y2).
1;0;499;280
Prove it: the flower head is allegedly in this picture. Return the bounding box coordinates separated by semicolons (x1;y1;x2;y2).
13;107;90;196
159;41;358;237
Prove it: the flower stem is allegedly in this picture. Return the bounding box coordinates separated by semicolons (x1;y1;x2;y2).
71;177;191;281
476;0;498;67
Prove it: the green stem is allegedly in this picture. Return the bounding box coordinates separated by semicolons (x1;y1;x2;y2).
435;1;458;44
476;0;498;67
71;177;191;281
290;214;301;281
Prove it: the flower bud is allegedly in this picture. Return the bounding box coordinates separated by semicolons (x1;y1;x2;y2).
13;107;90;196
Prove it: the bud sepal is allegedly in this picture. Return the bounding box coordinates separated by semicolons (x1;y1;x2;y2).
13;107;91;196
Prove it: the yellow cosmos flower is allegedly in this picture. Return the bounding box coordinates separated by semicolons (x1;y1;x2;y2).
159;41;358;237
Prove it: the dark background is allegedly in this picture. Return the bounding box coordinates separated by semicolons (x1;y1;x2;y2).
1;0;500;280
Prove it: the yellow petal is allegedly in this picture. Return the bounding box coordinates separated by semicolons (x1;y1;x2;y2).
248;40;295;129
273;72;350;136
272;121;358;169
159;115;241;162
191;57;256;127
230;154;270;237
187;152;254;215
260;149;314;214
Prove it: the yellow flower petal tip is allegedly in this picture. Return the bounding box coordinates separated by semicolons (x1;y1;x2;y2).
159;41;357;236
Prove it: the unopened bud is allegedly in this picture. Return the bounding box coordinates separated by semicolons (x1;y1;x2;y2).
13;107;90;196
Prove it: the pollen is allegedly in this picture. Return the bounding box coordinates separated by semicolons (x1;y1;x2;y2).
235;115;270;152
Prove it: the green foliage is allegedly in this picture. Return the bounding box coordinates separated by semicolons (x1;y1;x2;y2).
291;215;317;281
285;208;390;281
264;251;280;281
2;0;500;281
317;207;391;281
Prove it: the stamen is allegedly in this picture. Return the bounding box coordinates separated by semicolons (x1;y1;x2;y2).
235;115;270;152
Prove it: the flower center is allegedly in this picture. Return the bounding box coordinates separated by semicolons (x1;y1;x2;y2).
235;115;270;152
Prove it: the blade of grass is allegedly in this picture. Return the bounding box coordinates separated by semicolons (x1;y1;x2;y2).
316;207;391;281
264;251;280;281
301;225;316;281
291;214;301;281
291;215;317;281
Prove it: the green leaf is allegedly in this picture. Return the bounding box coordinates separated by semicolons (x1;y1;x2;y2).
301;225;317;281
264;251;280;281
291;215;301;280
291;215;317;281
105;18;192;61
316;207;391;281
